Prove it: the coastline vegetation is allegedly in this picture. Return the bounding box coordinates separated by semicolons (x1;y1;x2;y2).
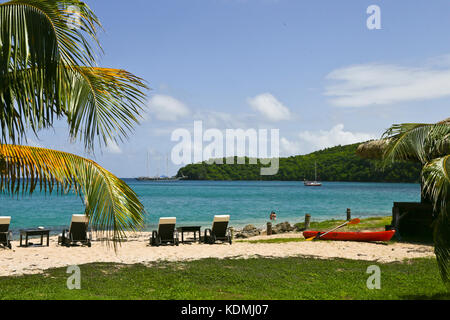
177;143;421;182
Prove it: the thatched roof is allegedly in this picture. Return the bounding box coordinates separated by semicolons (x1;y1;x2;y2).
356;139;389;160
356;118;450;161
437;117;450;125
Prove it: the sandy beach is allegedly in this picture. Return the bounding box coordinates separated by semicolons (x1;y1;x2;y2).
0;232;435;277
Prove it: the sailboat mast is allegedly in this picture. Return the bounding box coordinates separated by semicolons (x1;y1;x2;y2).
157;156;160;178
315;161;319;181
147;151;150;177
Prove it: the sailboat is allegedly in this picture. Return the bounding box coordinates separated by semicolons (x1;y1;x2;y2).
304;162;322;187
136;152;184;181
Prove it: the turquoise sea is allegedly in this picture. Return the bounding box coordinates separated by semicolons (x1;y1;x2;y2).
0;180;420;233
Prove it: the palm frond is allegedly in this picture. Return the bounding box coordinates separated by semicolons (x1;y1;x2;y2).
0;144;146;245
0;0;102;144
382;122;450;165
383;121;450;286
0;67;57;143
1;0;101;69
422;155;450;286
433;212;450;286
423;155;450;212
62;66;148;150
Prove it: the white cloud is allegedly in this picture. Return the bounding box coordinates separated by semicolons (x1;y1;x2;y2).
105;138;122;154
281;124;376;156
247;93;291;121
280;137;302;155
325;62;450;107
193;110;249;129
147;95;190;121
299;124;376;150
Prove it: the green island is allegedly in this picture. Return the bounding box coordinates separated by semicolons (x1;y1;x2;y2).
177;143;422;182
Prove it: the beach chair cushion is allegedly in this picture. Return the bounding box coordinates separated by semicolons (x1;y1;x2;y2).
71;214;89;224
213;215;230;223
212;215;230;237
0;216;11;233
0;216;12;248
159;217;176;225
158;217;176;241
69;215;89;241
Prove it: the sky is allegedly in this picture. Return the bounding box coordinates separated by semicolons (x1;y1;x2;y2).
29;0;450;177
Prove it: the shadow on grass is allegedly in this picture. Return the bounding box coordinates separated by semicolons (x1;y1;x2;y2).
392;235;434;246
401;292;450;300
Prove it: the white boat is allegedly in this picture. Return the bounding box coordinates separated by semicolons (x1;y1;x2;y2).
304;162;322;187
136;152;185;181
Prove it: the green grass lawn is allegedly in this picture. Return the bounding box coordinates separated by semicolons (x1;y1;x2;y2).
1;257;448;300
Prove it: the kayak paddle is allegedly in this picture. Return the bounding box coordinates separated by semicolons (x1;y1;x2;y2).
305;218;361;241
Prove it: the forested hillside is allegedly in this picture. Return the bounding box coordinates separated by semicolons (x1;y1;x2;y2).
176;143;422;182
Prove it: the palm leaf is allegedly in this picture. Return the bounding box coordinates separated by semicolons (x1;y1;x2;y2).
0;0;104;144
382;122;450;165
423;155;450;285
423;155;450;212
0;0;101;69
61;66;148;150
1;65;148;150
0;144;146;246
382;120;450;286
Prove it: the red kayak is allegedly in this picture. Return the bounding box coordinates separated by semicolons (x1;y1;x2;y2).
303;230;395;242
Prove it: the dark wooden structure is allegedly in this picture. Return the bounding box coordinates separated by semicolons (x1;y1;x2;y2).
20;228;50;247
177;226;201;244
388;202;434;240
304;214;311;230
356;138;441;240
266;222;272;236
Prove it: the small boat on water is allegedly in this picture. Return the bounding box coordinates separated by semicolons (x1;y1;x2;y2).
136;176;183;182
304;162;322;187
304;181;322;187
137;152;185;181
302;230;395;242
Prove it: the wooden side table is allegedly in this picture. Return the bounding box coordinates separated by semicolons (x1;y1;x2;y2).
19;228;50;247
176;226;201;244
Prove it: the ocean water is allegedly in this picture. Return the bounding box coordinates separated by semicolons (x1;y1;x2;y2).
0;180;420;233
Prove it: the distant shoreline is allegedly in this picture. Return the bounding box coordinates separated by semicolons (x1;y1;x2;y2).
9;215;393;240
4;181;418;236
128;179;421;184
175;143;422;183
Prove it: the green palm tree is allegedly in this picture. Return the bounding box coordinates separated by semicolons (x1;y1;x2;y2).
381;119;450;285
0;0;148;244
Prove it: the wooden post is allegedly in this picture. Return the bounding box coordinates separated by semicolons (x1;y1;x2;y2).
267;222;272;236
304;214;311;230
346;208;351;221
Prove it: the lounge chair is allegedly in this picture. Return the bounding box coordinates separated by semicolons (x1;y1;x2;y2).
150;217;179;246
0;216;12;249
58;214;92;247
204;215;232;245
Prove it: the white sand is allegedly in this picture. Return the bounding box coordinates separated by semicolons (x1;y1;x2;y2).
0;232;435;277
